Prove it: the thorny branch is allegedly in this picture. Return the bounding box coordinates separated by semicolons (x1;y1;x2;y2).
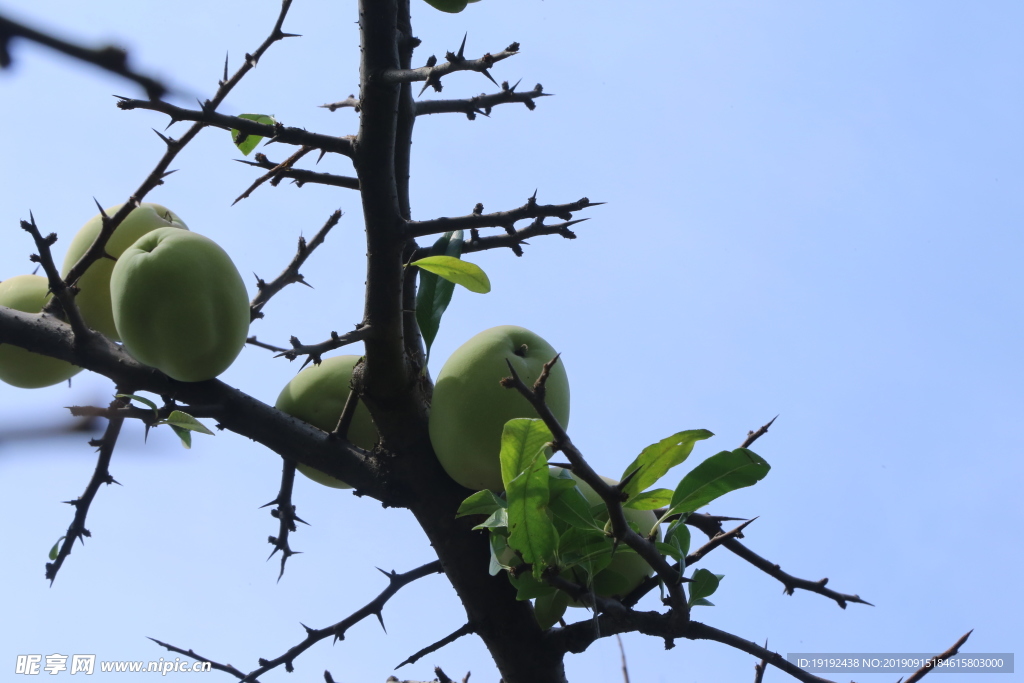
404;195;597;239
51;0;300;321
115;99;356;158
0;13;169;99
383;37;520;93
278;325;373;365
395;622;476;670
46;395;126;583
236;154;360;191
232;145;313;205
261;458;308;580
151;561;444;682
249;210;342;321
501;357;690;617
415;80;550;119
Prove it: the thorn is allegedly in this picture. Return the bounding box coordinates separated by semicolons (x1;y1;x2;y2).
456;33;467;60
222;52;229;83
317;148;328;164
508;79;521;92
375;611;386;633
480;69;497;87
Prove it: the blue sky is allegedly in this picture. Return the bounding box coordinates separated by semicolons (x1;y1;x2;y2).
1;1;1021;681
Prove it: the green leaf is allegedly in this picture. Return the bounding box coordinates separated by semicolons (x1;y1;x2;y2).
508;569;555;600
456;489;507;518
688;568;722;605
559;527;614;579
623;488;673;510
489;534;515;576
231;113;275;156
654;541;685;562
534;590;570;630
669;448;770;514
162;410;215;435
416;230;464;364
169;424;192;449
506;450;558;578
48;536;65;561
473;507;508;531
689;597;715;607
619;429;714;501
411;255;491;294
664;518;691;567
115;393;157;411
549;482;601;530
500;419;554;490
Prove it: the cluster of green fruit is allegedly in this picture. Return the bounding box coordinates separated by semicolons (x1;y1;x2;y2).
0;203;249;387
275;324;656;616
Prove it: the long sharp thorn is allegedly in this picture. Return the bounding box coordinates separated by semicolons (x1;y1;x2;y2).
375;612;386;633
223;52;229;82
480;69;497;87
457;33;467;59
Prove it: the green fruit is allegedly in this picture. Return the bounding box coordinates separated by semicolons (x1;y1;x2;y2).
61;202;188;340
0;275;82;388
567;473;661;603
274;355;380;489
422;0;479;13
110;228;249;382
429;325;569;491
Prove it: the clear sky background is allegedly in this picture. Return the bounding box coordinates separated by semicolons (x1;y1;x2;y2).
1;1;1021;681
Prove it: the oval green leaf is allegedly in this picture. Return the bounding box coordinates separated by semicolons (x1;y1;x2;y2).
411;255;491;294
669;448;770;514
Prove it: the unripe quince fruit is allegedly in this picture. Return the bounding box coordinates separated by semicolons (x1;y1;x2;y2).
0;274;82;388
110;228;249;382
274;355;380;488
429;325;569;491
61;203;188;340
567;473;660;603
422;0;480;13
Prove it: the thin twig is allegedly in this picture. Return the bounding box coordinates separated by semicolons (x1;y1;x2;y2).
279;325;372;366
46;395;127;583
395;622;476;669
902;631;973;683
382;38;520;91
404;195;596;239
415;81;550;118
261;458;309;580
233;145;313;205
741;415;778;449
237;155;359;190
150;561;443;681
250;210;342;320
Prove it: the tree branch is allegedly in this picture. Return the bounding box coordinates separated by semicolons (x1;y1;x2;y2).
261;458;308;581
395;622;476;670
0;13;169;99
415;81;549;118
151;560;443;681
115;99;355;158
249;210;342;321
404;195;596;239
382;37;519;92
46;395;126;583
236;154;360;190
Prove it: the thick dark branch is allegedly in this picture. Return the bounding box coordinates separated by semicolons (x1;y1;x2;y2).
234;561;443;681
54;1;298;318
404;196;596;239
685;513;872;609
250;210;342;321
115;99;356;158
395;622;476;670
383;39;519;91
46;396;126;583
0;307;387;502
262;458;309;581
0;13;169;99
415;81;549;118
277;324;371;365
237;155;360;190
